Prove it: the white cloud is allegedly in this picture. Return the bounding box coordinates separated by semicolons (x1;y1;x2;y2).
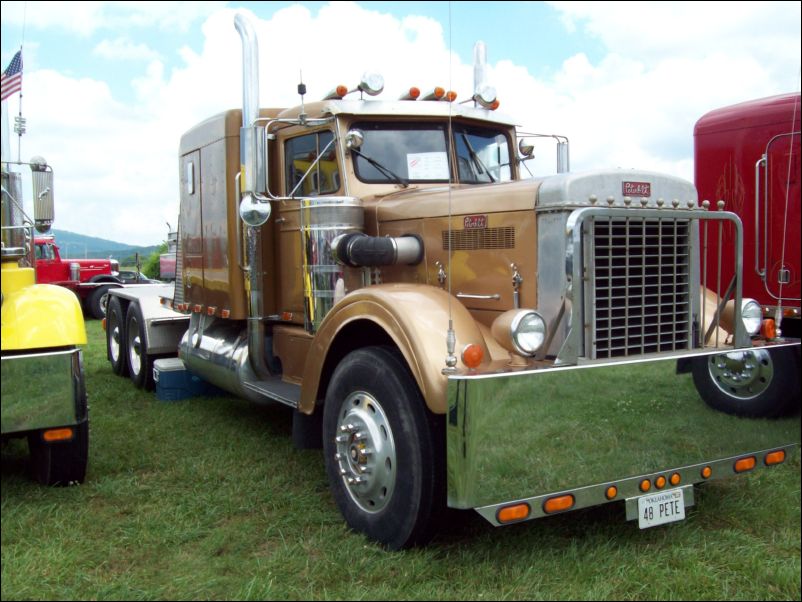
9;1;801;244
93;37;161;61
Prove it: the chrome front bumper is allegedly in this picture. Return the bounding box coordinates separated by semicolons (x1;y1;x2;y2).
446;342;800;525
1;348;85;435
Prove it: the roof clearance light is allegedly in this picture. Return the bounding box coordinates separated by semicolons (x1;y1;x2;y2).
357;72;384;96
399;87;420;100
490;99;500;111
473;84;497;109
443;90;458;102
323;85;348;100
421;87;445;101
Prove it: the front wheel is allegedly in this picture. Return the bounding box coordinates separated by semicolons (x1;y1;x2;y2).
323;346;444;550
692;346;800;418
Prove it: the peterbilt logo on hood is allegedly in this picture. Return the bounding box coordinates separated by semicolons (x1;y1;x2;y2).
623;181;651;197
463;214;488;229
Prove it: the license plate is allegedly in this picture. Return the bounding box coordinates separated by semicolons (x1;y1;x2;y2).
637;488;685;529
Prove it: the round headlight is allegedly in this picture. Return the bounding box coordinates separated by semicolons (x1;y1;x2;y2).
741;299;762;335
512;310;547;356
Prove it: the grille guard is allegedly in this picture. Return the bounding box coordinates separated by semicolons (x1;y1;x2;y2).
556;206;745;365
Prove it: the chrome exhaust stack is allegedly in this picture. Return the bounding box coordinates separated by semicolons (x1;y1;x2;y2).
234;13;272;381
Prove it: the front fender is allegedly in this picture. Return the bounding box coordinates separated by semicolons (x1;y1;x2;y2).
1;283;86;350
300;283;489;415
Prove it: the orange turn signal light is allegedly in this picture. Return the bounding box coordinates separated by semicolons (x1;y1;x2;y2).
543;494;575;514
605;486;618;500
765;450;786;466
670;473;681;486
497;503;531;524
461;343;484;369
760;318;776;339
655;476;667;489
43;428;75;442
701;466;713;479
734;456;756;473
639;479;651;492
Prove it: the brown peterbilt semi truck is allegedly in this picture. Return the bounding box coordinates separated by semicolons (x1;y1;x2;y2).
104;15;800;549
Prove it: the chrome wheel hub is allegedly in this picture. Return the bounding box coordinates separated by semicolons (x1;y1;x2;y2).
708;349;773;399
110;325;121;362
334;391;396;513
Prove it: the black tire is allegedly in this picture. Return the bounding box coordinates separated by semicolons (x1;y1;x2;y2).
28;354;89;486
323;346;445;550
106;295;128;376
691;346;801;418
86;285;110;320
126;302;154;390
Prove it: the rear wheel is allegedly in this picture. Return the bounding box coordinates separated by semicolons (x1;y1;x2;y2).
692;346;800;417
86;285;110;320
106;295;128;376
323;346;444;550
126;302;154;390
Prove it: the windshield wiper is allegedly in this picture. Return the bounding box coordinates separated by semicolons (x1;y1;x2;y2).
460;133;496;183
351;148;409;188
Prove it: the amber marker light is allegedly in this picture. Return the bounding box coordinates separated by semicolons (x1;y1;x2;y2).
605;485;618;500
734;456;756;473
765;450;786;466
497;503;531;524
461;344;484;369
43;428;75;442
639;479;652;492
760;318;776;340
543;494;575;514
670;473;682;486
101;318;107;331
701;466;713;479
655;476;667;489
444;90;458;102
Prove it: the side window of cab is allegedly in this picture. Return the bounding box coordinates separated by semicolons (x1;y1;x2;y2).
284;131;339;196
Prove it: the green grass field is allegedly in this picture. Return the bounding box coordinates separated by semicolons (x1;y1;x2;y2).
2;320;800;600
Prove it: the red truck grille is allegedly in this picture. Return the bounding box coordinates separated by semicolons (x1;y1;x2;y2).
588;218;692;358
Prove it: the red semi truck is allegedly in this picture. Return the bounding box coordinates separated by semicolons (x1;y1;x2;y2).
34;236;121;319
694;92;801;337
691;92;800;416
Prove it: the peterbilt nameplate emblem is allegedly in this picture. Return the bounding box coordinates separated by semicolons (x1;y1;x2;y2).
464;215;488;229
623;181;651;197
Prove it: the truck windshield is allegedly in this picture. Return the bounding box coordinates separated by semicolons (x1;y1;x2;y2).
454;125;512;184
351;122;512;185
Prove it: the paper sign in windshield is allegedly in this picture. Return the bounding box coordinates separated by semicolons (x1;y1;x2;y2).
407;152;449;180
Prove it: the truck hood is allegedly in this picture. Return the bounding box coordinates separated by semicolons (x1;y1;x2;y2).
373;179;543;222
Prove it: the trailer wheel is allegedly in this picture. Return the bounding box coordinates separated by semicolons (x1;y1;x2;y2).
692;346;800;418
126;302;154;390
323;346;444;550
106;295;128;377
86;285;110;320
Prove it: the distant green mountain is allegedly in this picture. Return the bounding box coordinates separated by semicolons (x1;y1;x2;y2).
49;229;162;264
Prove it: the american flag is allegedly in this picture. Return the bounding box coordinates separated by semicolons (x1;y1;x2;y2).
1;50;23;102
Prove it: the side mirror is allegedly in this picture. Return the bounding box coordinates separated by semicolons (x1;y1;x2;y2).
30;156;54;233
518;138;535;161
345;129;364;150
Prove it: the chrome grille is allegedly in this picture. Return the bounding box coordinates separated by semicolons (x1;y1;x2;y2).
589;218;691;358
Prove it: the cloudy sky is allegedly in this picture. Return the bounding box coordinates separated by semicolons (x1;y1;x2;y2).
1;1;800;246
